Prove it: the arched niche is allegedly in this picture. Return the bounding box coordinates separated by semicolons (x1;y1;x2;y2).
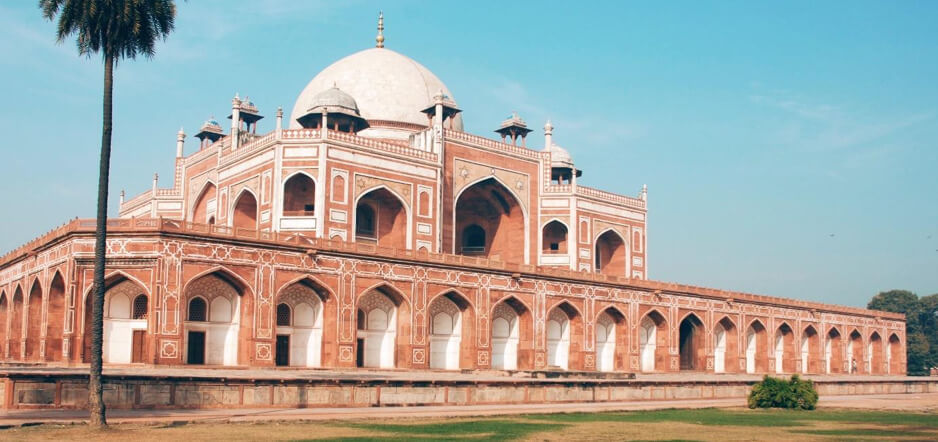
355;187;408;249
801;325;821;374
678;313;706;371
356;285;411;368
25;280;42;361
274;279;328;367
595;307;628;372
826;327;844;374
542;220;568;255
638;310;668;372
745;320;768;374
454;177;526;263
774;323;795;374
491;296;533;370
869;332;883;375
713;316;738;373
83;277;150;364
428;291;474;370
232;190;258;231
45;272;66;362
847;329;864;374
183;272;245;366
191;182;217;224
595;229;627;277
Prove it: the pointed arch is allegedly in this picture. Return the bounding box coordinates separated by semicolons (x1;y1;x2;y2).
428;290;475;370
594;228;629;277
887;333;902;374
231;188;259;231
190;180;218;224
847;328;864;374
9;285;24;360
45;270;68;361
744;318;768;373
639;309;668;372
82;275;149;364
596;305;628;372
453;176;528;264
281;171;317;218
541;219;569;255
869;331;883;375
826;326;844;374
774;322;795;374
801;324;821;374
183;269;247;366
25;279;43;360
356;282;413;368
490;295;533;370
678;312;706;371
353;185;411;250
713;315;738;373
275;275;331;367
546;300;583;370
0;290;8;359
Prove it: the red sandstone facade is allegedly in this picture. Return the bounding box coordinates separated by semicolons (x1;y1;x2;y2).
0;34;906;376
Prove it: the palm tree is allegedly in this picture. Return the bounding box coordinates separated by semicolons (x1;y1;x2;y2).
40;0;176;428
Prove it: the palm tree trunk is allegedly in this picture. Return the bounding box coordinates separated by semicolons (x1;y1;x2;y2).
88;53;114;429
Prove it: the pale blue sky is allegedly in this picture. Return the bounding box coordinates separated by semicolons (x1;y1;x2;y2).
1;1;935;307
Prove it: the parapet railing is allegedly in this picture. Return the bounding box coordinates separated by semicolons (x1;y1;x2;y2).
444;130;545;160
576;186;646;210
0;217;904;321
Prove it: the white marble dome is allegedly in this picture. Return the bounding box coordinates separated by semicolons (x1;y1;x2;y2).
290;48;463;131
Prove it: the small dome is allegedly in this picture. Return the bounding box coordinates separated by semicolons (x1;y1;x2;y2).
307;86;362;116
547;143;574;168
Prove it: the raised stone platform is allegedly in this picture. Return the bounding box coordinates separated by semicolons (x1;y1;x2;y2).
1;366;935;411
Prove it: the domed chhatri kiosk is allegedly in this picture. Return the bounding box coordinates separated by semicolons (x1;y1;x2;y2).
0;13;914;412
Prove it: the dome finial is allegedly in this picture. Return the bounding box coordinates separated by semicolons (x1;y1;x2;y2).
376;12;385;48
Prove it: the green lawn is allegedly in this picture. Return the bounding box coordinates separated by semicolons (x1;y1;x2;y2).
5;408;938;441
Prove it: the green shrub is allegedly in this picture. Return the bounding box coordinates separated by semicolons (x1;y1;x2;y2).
747;374;819;410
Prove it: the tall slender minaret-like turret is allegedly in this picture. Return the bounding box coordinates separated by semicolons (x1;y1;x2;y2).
176;127;185;158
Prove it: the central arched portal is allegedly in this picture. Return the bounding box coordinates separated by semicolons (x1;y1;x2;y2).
454;178;525;263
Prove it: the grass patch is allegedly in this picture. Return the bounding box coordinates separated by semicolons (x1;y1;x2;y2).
792;428;927;437
312;419;565;442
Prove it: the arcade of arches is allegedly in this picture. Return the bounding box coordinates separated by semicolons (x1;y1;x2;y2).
0;266;906;375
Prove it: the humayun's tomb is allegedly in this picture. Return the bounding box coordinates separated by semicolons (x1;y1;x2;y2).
0;16;929;411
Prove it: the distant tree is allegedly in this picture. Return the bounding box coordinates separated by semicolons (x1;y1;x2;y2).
867;289;935;375
40;0;177;428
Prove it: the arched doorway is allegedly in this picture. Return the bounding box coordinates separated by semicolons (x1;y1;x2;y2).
184;273;243;366
775;323;795;374
232;190;258;231
10;287;23;360
355;188;408;249
282;173;316;217
454;178;525;263
594;230;627;277
356;285;409;368
887;334;901;374
546;306;572;370
826;327;843;374
274;281;325;367
639;310;667;372
802;325;820;374
491;297;532;370
869;332;883;375
191;182;217;224
713;317;738;373
428;292;473;370
25;281;42;361
83;277;149;364
745;320;767;374
847;329;863;374
0;292;7;359
595;308;627;372
45;272;66;362
542;221;568;255
678;313;705;371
